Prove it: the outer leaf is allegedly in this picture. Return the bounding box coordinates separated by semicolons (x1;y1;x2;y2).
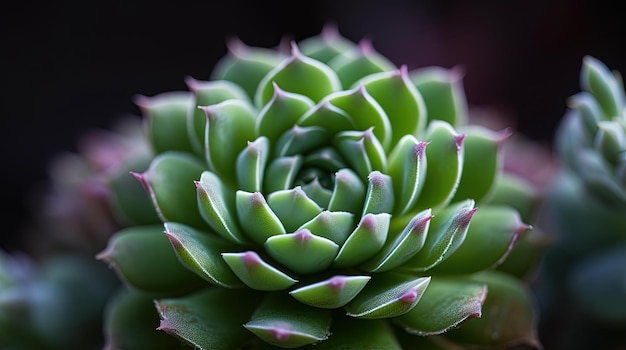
156;287;260;350
443;271;540;349
244;293;332;348
327;39;396;89
103;287;182;350
581;55;624;118
255;42;342;106
133;151;206;228
311;315;402;349
359;65;426;145
345;273;430;319
289;275;370;309
222;251;297;291
163;222;244;288
96;225;205;296
410;66;468;128
429;205;531;274
298;23;356;64
394;277;487;336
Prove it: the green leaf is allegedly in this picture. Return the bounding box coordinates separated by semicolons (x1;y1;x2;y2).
136;91;196;155
236;136;270;193
394;277;486;335
298;24;356;64
443;271;540;348
256;86;315;142
267;187;323;232
311;314;402;349
201;99;257;185
404;199;476;271
265;229;339;274
334;128;387;179
333;213;390;268
362;171;395;216
236;191;286;245
410;66;468;128
414;120;465;210
387;136;428;215
134;151;207;228
328;39;396;89
297;210;356;245
345;273;430;319
290;275;370;309
274;125;330;157
581;55;624;118
256;42;341;106
297;100;355;135
163;222;244;288
222;251;297;291
196;171;246;244
359;65;426;145
156;287;260;350
185;77;250;156
103;287;182;350
324;85;393;150
452;126;509;204
97;225;206;296
327;168;366;214
361;209;432;272
429;205;531;274
264;156;303;193
244;293;332;348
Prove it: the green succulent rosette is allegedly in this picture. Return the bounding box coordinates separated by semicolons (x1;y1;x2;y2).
543;56;626;335
98;26;540;349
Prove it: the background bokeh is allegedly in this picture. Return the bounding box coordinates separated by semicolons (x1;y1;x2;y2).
3;0;626;251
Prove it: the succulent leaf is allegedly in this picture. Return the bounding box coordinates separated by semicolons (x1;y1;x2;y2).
265;229;339;274
289;275;371;309
222;251;297;291
410;66;468;128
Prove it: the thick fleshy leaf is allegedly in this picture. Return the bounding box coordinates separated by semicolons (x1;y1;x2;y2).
568;91;602;135
297;100;355;135
404;199;476;271
133;151;207;228
274;125;330;157
297;210;356;245
267;187;323;232
300;178;332;208
414;120;465;210
185;77;250;156
163;222;244;288
264;156;303;193
236;136;270;193
103;288;182;350
581;55;624;118
256;85;315;142
334;128;387;179
311;315;402;349
244;293;332;348
345;273;430;319
443;271;540;348
97;225;206;296
265;229;339;274
387;136;428;215
452;126;509;204
327;168;366;213
156;287;260;350
362;171;395;215
255;42;342;106
222;251;297;291
327;39;396;89
429;205;531;274
594;120;626;165
394;277;487;335
289;275;370;309
210;37;285;100
333;213;390;268
236;191;286;245
359;65;426;145
576;148;626;207
298;23;356;64
324;84;393;150
410;66;468;128
196;171;246;244
135;91;195;155
200;99;257;184
361;209;432;273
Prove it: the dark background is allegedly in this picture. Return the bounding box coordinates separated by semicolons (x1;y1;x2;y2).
3;0;626;251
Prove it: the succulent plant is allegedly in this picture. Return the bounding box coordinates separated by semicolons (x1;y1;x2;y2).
97;25;542;349
540;56;626;348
